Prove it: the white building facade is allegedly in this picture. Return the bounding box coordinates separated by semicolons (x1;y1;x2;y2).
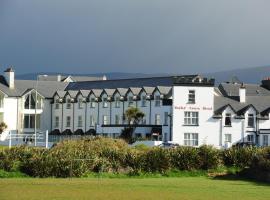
1;67;270;148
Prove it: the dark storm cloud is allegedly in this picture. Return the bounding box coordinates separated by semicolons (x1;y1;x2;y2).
0;0;270;74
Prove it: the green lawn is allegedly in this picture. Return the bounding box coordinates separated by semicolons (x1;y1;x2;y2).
0;177;269;200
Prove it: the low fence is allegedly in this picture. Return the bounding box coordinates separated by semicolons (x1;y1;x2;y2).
0;131;49;148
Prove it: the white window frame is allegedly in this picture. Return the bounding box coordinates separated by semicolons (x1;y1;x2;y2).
115;96;120;108
141;95;147;107
225;113;232;126
103;97;108;108
89;115;96;127
188;90;195;104
78;116;83;127
184;112;199;126
184;133;198;146
66;99;72;109
54;116;59;128
128;96;134;107
247;114;254;127
78;98;84;109
263;135;269;146
90;98;96;108
115;115;120;125
155;95;161;107
155;114;161;125
66;116;71;127
224;134;232;143
103;115;109;125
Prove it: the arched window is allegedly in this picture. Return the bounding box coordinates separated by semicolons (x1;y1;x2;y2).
24;91;43;109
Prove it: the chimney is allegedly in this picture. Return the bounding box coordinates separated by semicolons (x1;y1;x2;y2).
239;83;246;103
4;67;15;89
57;75;62;82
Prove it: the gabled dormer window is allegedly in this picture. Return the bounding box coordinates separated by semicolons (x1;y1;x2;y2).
90;98;96;108
128;96;134;107
115;96;120;108
103;97;108;108
225;113;232;126
188;90;195;104
247;114;255;127
66;98;71;109
78;98;83;109
155;95;161;107
141;95;146;107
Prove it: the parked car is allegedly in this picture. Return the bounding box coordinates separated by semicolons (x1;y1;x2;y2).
234;141;256;147
158;142;179;148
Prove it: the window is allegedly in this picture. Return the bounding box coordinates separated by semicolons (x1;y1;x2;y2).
225;113;232;126
55;103;60;110
184;112;199;125
66;116;71;127
263;135;269;146
155;114;161;125
66;99;71;109
89;115;96;127
103;115;109;125
78;98;83;109
128;96;134;107
184;133;198;146
78;116;83;127
115;96;120;108
54;116;59;128
188;90;195;104
224;134;232;143
24;92;42;109
24;114;40;129
247;134;254;143
90;98;96;108
164;112;169;125
141;95;146;107
248;114;254;127
103;97;108;108
155;95;161;107
115;115;120;125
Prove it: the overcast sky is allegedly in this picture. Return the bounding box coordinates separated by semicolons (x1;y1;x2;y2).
1;0;270;75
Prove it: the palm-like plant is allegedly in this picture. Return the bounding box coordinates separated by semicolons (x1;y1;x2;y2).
125;107;145;125
120;107;145;143
0;122;7;134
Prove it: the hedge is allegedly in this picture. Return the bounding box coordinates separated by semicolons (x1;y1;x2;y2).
0;137;268;178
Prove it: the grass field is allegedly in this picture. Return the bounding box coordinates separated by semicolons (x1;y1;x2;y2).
0;177;269;200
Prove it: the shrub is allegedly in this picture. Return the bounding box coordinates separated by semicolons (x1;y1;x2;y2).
169;146;200;170
142;148;171;173
198;145;221;170
222;146;259;168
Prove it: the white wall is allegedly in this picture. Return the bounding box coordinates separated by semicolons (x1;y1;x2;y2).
172;86;219;146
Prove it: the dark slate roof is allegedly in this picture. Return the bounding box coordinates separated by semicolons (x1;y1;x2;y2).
214;95;270;115
66;76;174;90
219;83;270;97
0;79;68;98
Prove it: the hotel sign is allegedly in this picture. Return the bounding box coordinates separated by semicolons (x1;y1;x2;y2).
174;106;213;111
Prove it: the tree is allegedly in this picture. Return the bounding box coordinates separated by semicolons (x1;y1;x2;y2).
120;107;145;143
